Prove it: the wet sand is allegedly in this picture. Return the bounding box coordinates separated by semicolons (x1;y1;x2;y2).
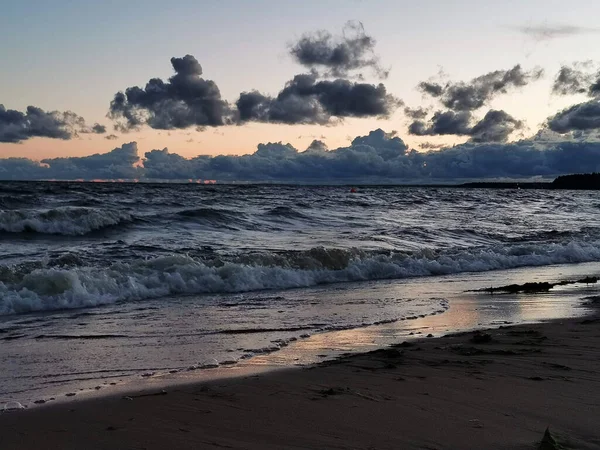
1;303;599;449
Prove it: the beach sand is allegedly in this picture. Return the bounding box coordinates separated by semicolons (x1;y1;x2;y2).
1;309;599;449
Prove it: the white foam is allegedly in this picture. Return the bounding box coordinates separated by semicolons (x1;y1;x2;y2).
2;401;25;411
200;358;219;369
0;207;132;235
2;240;600;315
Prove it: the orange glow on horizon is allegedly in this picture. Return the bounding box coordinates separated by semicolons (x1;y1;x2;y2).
0;115;462;161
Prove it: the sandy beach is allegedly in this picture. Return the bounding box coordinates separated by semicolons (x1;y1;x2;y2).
1;301;599;450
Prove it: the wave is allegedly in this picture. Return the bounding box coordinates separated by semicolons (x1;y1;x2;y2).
265;206;310;220
2;239;600;315
0;208;132;236
177;207;239;221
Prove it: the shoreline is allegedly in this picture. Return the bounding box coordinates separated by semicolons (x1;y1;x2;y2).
1;274;597;410
2;302;599;449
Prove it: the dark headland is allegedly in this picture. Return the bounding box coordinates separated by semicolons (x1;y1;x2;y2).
460;172;600;190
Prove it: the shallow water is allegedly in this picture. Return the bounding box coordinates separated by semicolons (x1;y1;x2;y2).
1;261;598;407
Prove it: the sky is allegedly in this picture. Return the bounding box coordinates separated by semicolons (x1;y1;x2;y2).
2;0;600;181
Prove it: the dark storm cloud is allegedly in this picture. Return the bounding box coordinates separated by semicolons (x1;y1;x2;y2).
289;21;388;78
41;142;142;179
4;129;600;181
409;110;522;143
547;101;600;133
417;140;600;179
143;128;408;181
236;73;401;125
0;104;92;143
589;79;600;98
515;24;600;41
418;65;544;112
470;110;523;143
141;128;600;182
108;55;231;131
0;158;48;180
0;143;142;180
546;63;600;133
143;148;195;179
409;111;472;137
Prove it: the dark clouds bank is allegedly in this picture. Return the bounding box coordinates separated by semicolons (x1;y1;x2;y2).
3;129;600;181
0;105;105;143
142;130;600;181
0;143;141;180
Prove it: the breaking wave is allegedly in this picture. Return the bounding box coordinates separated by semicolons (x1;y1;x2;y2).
2;239;600;315
0;208;133;236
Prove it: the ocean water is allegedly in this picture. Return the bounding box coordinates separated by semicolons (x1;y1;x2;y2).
1;182;600;405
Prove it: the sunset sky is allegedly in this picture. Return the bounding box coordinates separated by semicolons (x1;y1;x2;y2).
2;0;599;163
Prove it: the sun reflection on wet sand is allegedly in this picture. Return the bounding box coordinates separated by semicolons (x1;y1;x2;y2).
245;262;600;368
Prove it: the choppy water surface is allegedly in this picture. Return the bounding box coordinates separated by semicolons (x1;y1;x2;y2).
1;182;600;404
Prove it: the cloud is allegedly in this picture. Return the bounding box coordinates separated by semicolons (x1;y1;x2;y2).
108;55;231;131
409;109;522;142
143;148;196;179
547;100;600;133
306;139;328;152
545;62;600;133
418;142;445;150
418;65;543;112
515;24;600;41
91;123;106;134
404;106;429;119
409;110;472;137
289;21;388;78
40;142;142;179
469;110;523;143
552;63;598;96
4;129;600;181
142;129;409;181
140;129;600;182
236;72;401;124
418;82;444;98
0;158;48;180
418;140;600;179
104;134;118;140
0;104;92;143
0;143;142;180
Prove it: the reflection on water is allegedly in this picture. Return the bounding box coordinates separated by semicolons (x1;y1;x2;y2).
1;261;599;406
249;262;599;367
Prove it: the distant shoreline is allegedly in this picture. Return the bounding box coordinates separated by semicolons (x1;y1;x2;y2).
0;172;599;189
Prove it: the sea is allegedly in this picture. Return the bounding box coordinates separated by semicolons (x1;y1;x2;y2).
1;182;600;407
